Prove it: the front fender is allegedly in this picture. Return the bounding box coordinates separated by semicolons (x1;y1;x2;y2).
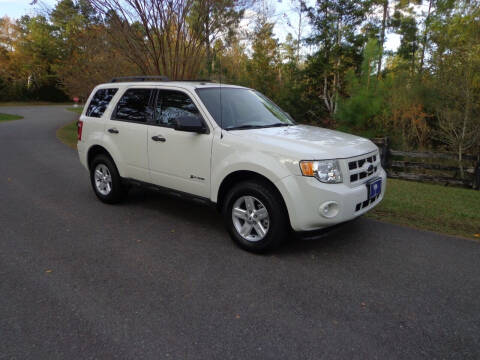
210;138;296;203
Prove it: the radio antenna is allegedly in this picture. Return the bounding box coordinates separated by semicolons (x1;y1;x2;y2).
219;51;223;139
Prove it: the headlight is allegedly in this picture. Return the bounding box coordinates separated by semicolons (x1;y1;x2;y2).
299;160;343;183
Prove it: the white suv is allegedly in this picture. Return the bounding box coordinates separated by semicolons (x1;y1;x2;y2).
77;77;386;252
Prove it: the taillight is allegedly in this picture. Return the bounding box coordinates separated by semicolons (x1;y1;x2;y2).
77;120;83;141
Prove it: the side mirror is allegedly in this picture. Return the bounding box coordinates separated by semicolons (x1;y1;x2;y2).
174;116;207;134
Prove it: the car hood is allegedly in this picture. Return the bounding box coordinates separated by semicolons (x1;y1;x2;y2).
229;124;377;159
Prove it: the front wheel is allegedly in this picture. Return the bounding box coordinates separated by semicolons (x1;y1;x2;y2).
223;180;289;253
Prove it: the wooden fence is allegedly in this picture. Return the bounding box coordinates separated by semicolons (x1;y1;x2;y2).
371;137;480;190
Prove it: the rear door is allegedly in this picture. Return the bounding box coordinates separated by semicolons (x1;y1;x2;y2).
105;87;154;182
147;89;213;198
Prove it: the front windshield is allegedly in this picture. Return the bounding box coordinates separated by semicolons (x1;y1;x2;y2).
196;87;295;130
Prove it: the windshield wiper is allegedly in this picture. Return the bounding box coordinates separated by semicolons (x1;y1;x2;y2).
266;123;293;127
225;125;267;130
226;123;293;130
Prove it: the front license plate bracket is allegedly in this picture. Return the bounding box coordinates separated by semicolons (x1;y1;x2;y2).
367;178;382;199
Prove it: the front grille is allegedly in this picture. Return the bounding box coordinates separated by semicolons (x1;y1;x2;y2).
355;193;380;212
346;151;380;185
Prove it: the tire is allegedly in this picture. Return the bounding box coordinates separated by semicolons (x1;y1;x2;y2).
90;154;126;204
222;180;289;253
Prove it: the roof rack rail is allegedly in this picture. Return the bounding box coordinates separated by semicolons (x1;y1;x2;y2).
110;76;169;83
180;79;215;82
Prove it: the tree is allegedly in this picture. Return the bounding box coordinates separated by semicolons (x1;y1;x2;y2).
303;0;370;118
281;0;304;65
376;0;389;77
274;33;306;120
336;39;385;135
87;0;206;79
390;8;418;73
0;16;17;52
246;12;280;98
50;0;99;54
212;35;249;85
418;0;434;73
429;1;480;177
55;24;137;100
189;0;245;76
46;0;136;99
12;15;61;88
0;17;19;100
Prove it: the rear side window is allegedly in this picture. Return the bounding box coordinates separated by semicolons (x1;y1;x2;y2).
155;90;201;127
113;88;154;123
86;88;118;118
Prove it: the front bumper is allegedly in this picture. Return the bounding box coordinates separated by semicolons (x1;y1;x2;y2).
276;168;387;232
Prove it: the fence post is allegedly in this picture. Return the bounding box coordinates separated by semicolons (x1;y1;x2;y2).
474;160;480;190
380;137;390;169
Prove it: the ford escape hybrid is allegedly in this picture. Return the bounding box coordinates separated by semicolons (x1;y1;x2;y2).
77;76;386;252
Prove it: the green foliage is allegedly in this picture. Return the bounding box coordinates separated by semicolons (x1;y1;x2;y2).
390;9;419;69
427;1;480;173
336;39;385;136
0;13;69;101
333;0;480;158
189;0;244;76
56;119;78;148
367;178;480;239
66;106;83;114
302;0;372;119
0;112;23;122
57;107;85;148
246;16;280;97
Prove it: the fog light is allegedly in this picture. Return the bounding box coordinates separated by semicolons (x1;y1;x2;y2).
319;201;339;218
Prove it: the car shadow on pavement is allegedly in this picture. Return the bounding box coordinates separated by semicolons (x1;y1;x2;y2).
120;186;364;255
278;219;365;255
123;186;224;225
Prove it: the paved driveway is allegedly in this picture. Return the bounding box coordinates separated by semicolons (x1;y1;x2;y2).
0;106;479;359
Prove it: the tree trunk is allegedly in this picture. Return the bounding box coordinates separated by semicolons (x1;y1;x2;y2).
205;10;212;76
322;75;332;114
459;73;473;179
377;0;388;78
296;5;302;64
419;0;433;74
333;15;341;115
459;144;464;179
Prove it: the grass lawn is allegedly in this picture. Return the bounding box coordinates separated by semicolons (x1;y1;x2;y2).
0;112;23;122
56;106;84;149
66;106;83;115
367;178;480;240
56;120;78;149
0;101;74;106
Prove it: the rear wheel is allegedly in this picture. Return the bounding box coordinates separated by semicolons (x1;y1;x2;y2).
223;180;289;253
90;154;126;204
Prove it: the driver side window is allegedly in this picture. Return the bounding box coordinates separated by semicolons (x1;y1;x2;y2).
155;90;201;127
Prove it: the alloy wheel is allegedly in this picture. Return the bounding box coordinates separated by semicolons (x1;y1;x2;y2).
94;163;112;196
232;195;270;242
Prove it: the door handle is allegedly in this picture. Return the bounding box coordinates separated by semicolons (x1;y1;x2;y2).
151;135;166;142
108;128;119;134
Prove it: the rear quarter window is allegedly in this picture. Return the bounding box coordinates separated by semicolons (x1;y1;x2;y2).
86;88;118;118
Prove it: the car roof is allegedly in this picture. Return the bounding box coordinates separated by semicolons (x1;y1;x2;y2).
96;81;247;91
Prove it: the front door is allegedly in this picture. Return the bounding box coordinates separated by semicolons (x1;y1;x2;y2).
147;89;213;198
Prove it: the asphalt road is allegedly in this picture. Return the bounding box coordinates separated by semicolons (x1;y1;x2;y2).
0;106;479;360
